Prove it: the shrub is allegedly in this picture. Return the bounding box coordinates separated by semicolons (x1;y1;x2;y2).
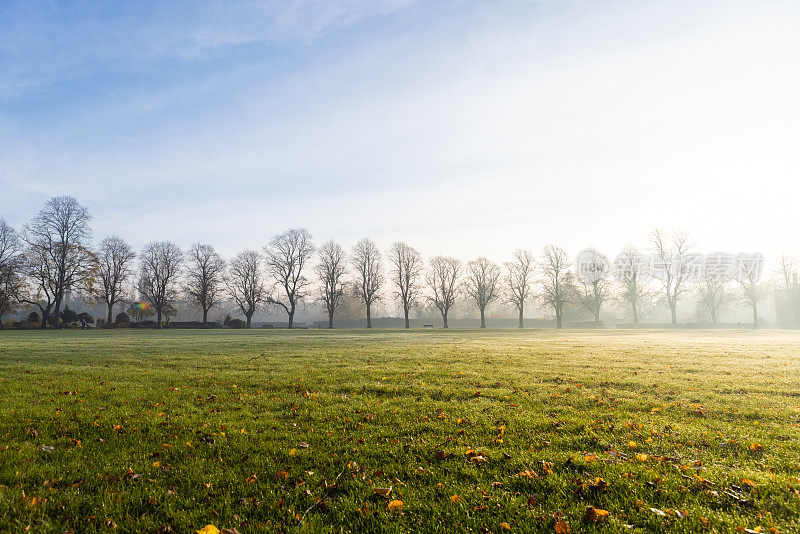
96;318;106;328
115;312;130;325
227;318;247;329
28;312;40;324
61;307;79;325
78;312;94;324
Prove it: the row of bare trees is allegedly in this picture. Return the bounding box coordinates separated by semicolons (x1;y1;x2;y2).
0;197;785;329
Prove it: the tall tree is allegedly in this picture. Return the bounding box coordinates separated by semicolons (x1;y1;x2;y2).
388;241;422;329
264;228;314;328
696;270;729;324
316;241;347;329
351;238;384;329
539;245;574;329
464;257;501;328
96;235;136;327
650;229;694;326
226;250;267;328
614;245;650;325
0;220;25;327
739;269;769;330
22;196;96;327
184;243;225;327
505;249;534;328
426;256;461;329
138;241;182;328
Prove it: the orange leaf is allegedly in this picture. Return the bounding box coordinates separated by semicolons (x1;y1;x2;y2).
387;499;403;511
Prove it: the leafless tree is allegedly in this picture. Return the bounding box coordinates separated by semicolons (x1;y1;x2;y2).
388;241;423;329
775;253;800;324
138;241;183;328
504;249;534;328
184;243;226;327
739;270;769;329
426;256;461;328
539;245;575;329
96;235;136;327
464;257;501;328
650;229;693;326
578;279;609;323
576;248;610;323
0;220;25;327
315;241;347;329
614;245;651;324
226;250;267;328
22;196;97;327
695;270;729;324
351;238;384;328
264;228;314;328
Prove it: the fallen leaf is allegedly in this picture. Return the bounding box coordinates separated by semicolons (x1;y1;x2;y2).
554;519;571;533
374;487;392;497
196;525;220;534
586;506;610;522
387;499;403;511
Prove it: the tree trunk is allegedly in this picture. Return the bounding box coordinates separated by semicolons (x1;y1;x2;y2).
202;308;208;328
246;313;252;328
328;311;334;329
106;304;113;328
366;304;372;329
518;305;524;329
669;303;677;326
632;304;638;325
479;308;486;328
752;303;758;329
442;311;448;329
404;306;410;329
556;310;562;329
288;308;294;329
157;310;163;328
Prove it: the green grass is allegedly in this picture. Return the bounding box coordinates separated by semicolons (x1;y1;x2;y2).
1;329;799;533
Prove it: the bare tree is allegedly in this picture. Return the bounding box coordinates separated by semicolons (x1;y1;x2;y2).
227;250;267;328
650;229;693;326
96;235;136;327
22;196;96;327
138;241;183;328
505;249;534;328
185;243;226;327
464;257;501;328
426;256;461;328
388;242;423;329
315;241;347;329
575;248;610;323
775;253;800;325
351;238;384;328
578;279;609;323
614;245;651;324
739;269;769;329
539;245;575;329
0;220;25;327
695;270;729;324
264;228;314;328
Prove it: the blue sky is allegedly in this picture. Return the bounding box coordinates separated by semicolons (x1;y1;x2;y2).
1;0;799;263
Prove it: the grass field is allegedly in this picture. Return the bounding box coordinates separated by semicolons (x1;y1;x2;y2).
1;329;799;533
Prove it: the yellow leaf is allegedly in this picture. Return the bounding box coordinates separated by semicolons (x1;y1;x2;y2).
289;448;297;456
627;441;638;449
451;494;464;503
387;499;403;511
152;461;160;468
196;525;220;534
499;522;511;530
584;453;598;463
586;506;610;522
636;454;648;462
